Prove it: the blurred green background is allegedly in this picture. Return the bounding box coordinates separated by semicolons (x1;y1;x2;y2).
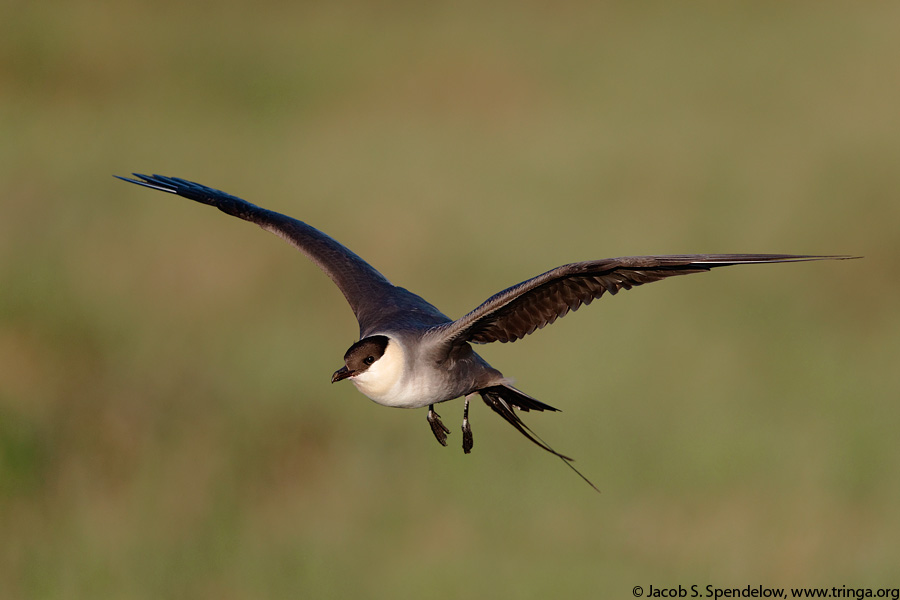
2;1;899;597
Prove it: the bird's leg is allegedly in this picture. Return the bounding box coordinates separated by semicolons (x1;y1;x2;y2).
462;394;474;454
427;404;450;446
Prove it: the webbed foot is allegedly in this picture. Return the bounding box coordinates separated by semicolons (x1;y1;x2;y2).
462;395;474;454
462;417;473;454
427;405;450;446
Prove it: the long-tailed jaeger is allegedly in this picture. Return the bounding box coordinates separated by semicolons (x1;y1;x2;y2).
118;173;857;491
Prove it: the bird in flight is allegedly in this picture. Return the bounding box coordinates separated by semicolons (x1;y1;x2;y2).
117;173;856;491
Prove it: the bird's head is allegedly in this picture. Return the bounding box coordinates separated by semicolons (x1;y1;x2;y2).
331;335;391;383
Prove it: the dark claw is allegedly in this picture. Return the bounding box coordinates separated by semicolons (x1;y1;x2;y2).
462;417;473;454
427;406;450;446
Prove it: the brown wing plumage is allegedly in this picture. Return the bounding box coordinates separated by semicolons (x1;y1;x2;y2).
437;254;855;347
116;174;452;335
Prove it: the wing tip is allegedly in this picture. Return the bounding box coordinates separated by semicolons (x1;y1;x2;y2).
686;254;863;266
114;173;178;194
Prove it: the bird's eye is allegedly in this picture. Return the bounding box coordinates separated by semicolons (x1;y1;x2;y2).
363;356;375;365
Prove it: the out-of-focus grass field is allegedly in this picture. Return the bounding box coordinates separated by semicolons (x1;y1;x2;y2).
2;1;899;597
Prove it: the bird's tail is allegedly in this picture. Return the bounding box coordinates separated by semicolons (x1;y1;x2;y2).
478;384;600;493
483;383;559;413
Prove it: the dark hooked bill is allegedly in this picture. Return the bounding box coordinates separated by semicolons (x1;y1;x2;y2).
331;366;352;383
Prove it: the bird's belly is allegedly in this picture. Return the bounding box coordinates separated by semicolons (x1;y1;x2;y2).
351;371;464;409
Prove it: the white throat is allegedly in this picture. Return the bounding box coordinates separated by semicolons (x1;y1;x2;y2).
350;338;407;406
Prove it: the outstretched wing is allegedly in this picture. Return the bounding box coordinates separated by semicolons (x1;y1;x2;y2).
434;254;856;347
116;174;448;334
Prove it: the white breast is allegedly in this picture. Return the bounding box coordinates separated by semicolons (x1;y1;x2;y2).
349;337;448;409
